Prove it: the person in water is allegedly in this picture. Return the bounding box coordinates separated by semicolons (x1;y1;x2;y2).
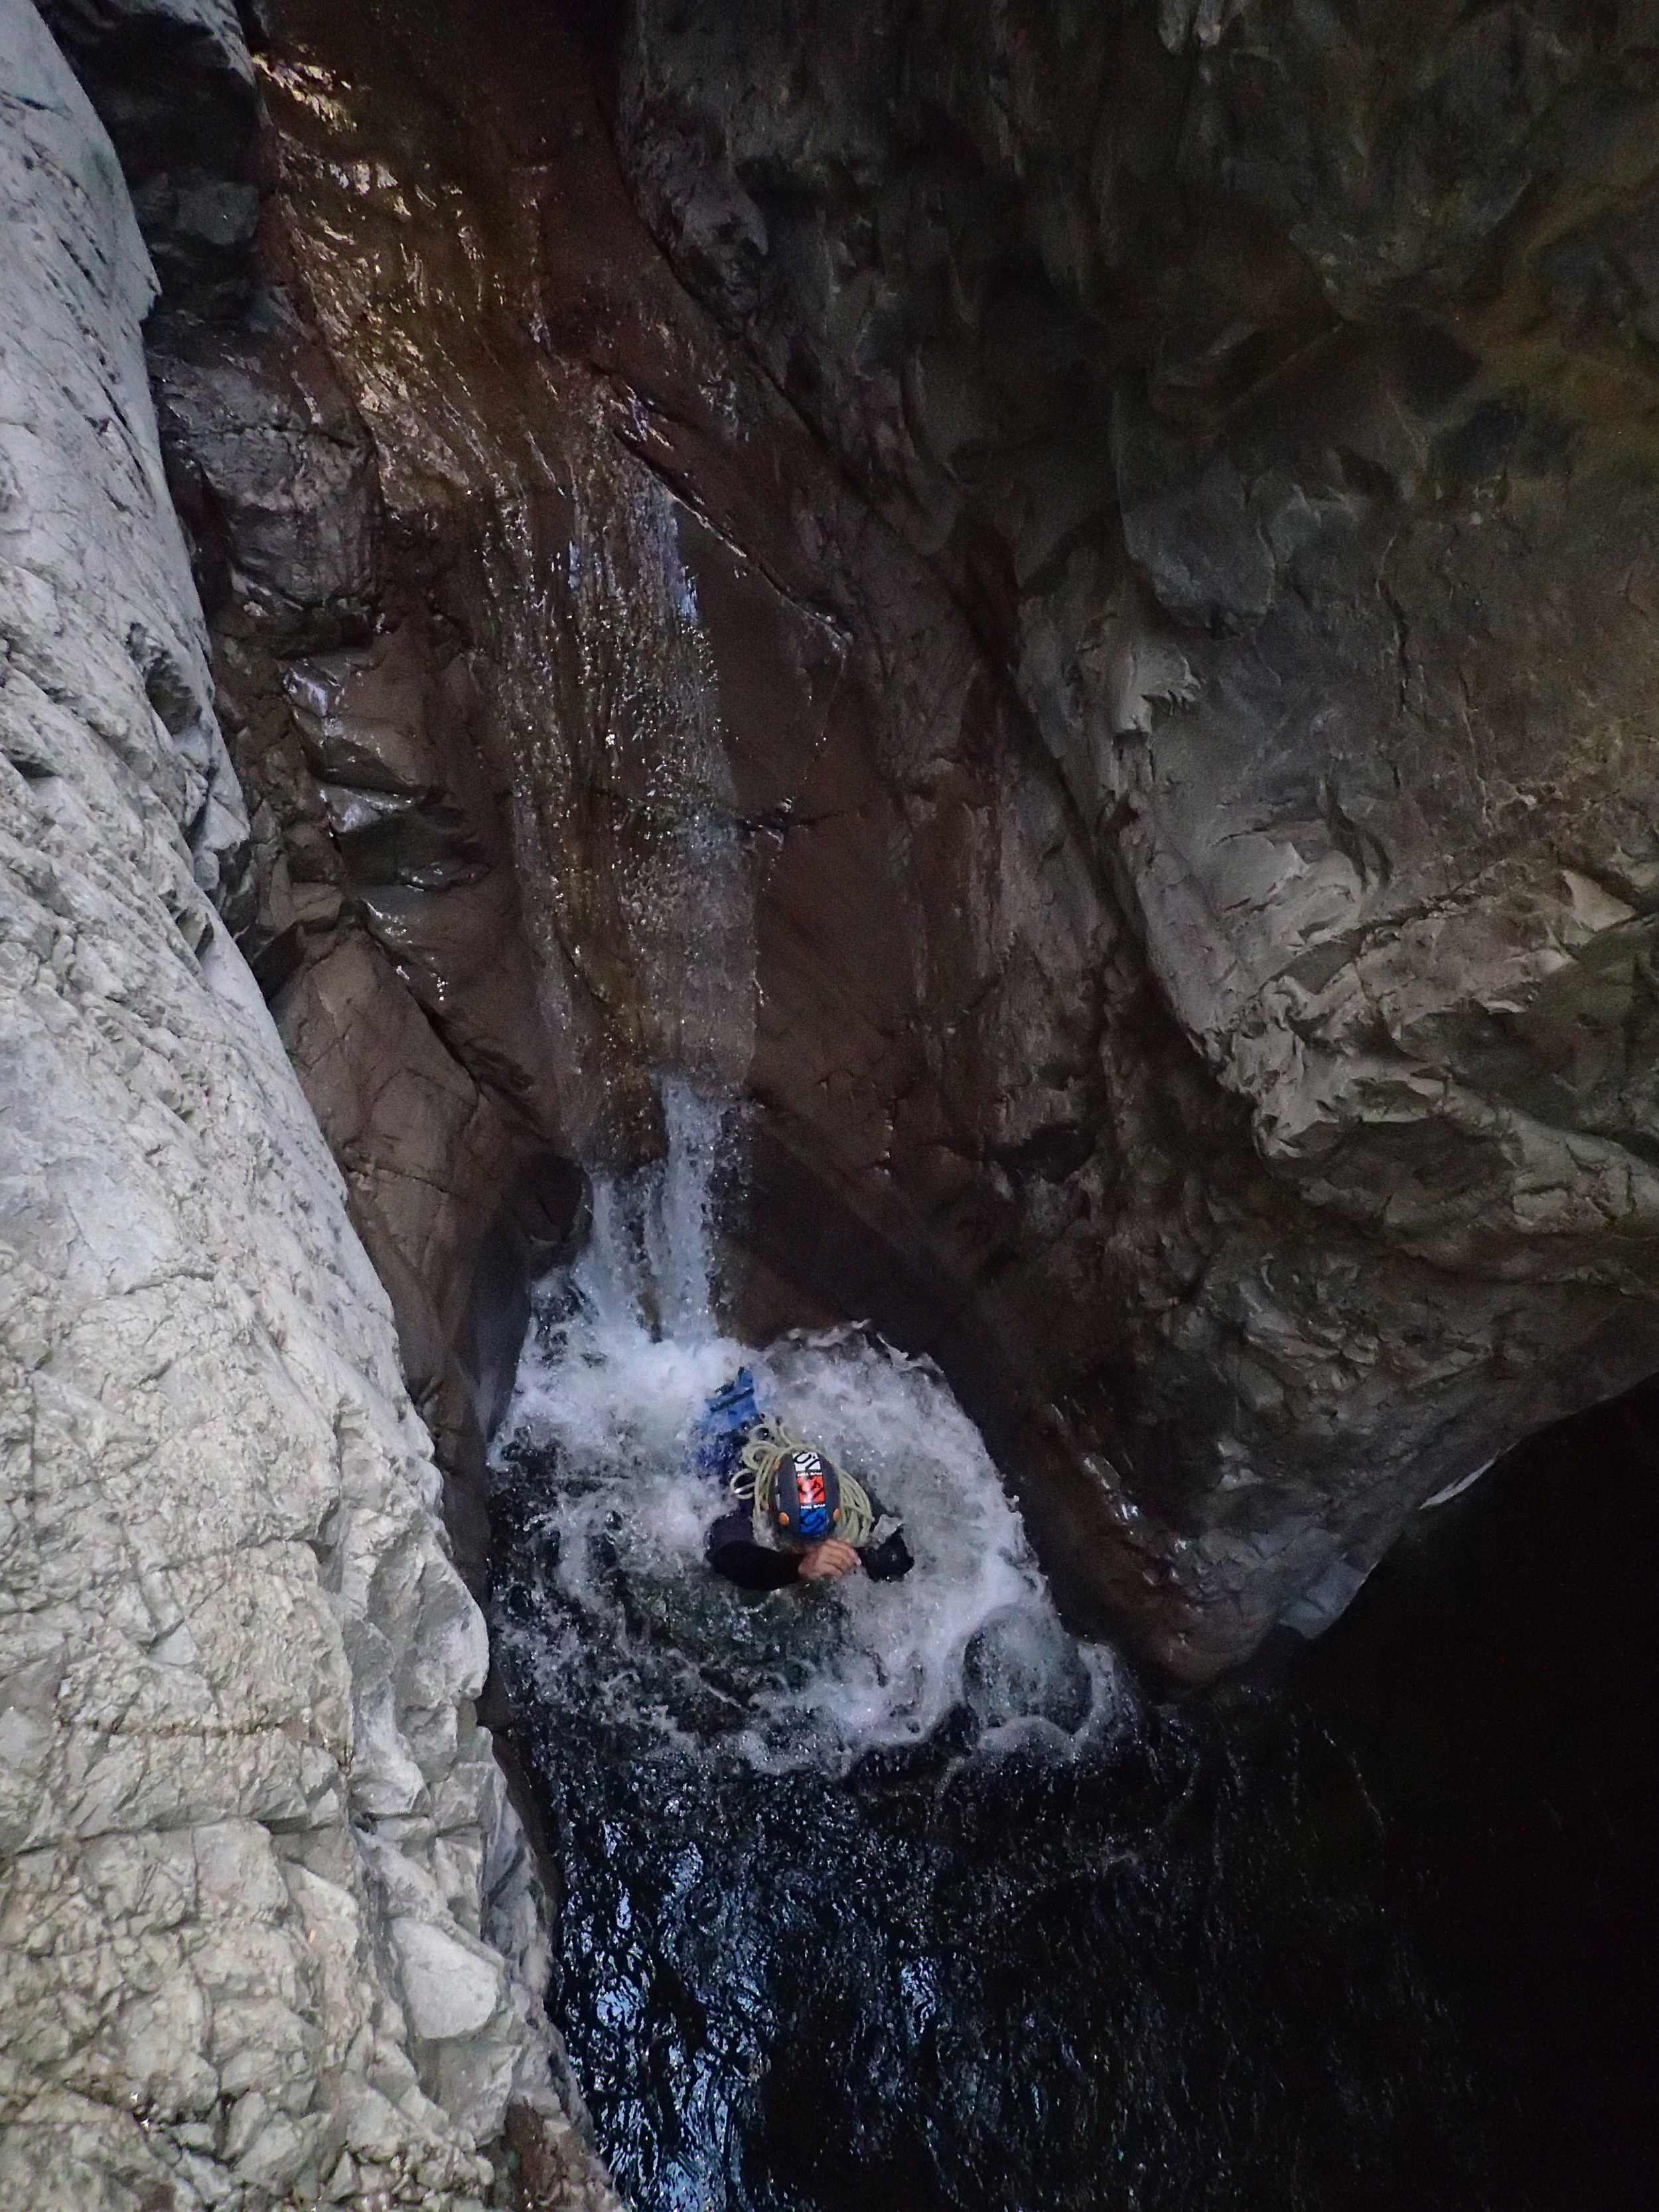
691;1368;914;1589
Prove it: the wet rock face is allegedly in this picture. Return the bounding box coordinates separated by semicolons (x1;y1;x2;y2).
0;5;612;2205
613;0;1659;1655
67;0;1659;1677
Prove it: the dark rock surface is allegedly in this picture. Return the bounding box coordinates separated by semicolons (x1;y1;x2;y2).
614;0;1659;1666
36;0;265;313
90;0;1659;1678
208;0;1200;1660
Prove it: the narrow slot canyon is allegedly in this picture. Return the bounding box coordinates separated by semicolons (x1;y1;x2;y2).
2;3;1657;2208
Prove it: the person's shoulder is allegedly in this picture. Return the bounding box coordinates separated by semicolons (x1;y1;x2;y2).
706;1506;751;1548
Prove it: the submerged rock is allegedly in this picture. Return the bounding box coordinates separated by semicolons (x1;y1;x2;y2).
964;1605;1094;1737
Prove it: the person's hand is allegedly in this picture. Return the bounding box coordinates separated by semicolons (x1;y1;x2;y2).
796;1539;860;1581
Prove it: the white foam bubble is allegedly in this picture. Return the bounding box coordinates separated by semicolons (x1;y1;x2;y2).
490;1086;1117;1771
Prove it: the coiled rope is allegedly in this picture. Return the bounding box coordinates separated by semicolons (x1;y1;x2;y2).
728;1414;876;1549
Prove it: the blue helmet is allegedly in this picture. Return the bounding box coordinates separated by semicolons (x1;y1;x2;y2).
770;1447;841;1542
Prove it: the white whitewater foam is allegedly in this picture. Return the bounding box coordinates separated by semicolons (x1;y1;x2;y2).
492;1084;1114;1770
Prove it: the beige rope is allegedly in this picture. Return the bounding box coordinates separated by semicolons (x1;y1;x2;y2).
729;1414;875;1550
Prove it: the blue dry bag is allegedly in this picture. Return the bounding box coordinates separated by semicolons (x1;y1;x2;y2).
689;1368;760;1483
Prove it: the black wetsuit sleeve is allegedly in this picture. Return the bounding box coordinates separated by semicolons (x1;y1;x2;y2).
706;1509;801;1592
859;1491;914;1582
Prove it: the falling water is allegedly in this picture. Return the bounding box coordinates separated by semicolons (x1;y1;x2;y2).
492;1084;1109;1775
486;1092;1520;2212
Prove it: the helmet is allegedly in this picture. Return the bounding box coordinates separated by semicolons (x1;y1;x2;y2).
769;1447;841;1544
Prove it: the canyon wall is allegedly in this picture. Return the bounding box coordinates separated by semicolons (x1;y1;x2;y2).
172;0;1659;1678
9;0;1659;2194
0;4;614;2205
609;0;1659;1664
19;0;1659;1716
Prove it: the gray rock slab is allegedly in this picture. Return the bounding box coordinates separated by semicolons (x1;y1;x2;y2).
0;6;607;2203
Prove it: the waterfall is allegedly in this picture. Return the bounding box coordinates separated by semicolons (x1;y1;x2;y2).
489;1083;1112;1773
483;1089;1509;2212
